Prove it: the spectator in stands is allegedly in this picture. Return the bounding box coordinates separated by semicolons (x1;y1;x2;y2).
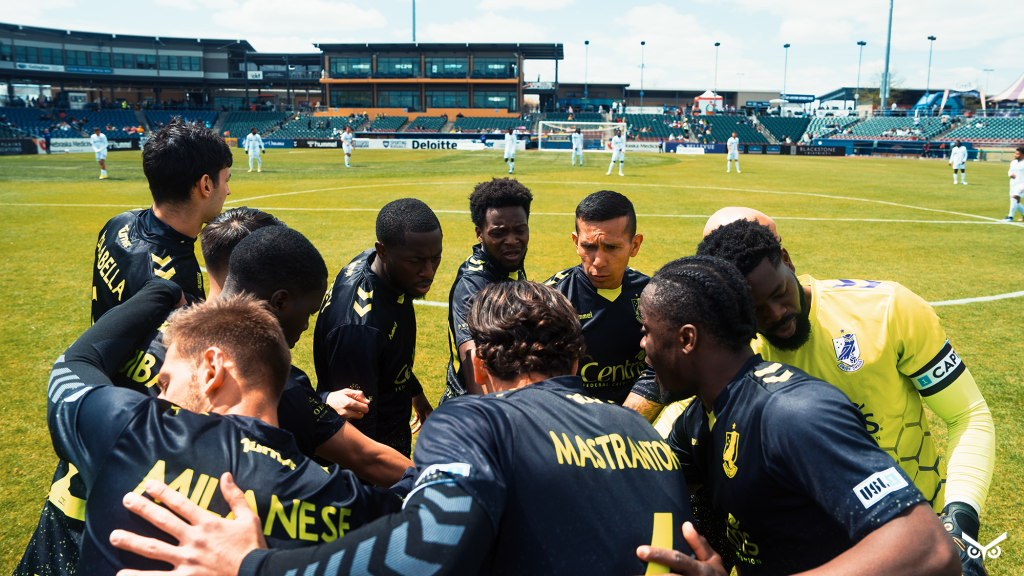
43;129;51;154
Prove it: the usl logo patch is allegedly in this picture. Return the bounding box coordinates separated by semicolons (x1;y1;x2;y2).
832;331;865;372
722;425;739;478
853;467;908;508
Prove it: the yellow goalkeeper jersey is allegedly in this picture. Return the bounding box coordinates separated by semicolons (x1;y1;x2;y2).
751;275;976;510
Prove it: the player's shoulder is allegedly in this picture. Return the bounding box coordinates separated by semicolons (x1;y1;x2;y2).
320;249;376;323
621;267;650;291
543;265;579;289
812;276;930;315
743;360;852;417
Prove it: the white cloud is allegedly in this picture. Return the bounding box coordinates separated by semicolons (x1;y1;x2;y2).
0;0;75;25
476;0;574;10
423;12;547;42
211;0;386;34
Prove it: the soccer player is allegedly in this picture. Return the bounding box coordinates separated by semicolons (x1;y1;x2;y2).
636;255;959;576
244;127;264;173
607;128;625;176
1003;146;1024;222
342;126;354;168
90;118;231;323
108;281;700;576
726;131;740;173
503;126;517;173
697;217;996;576
90;127;108;179
544;191;662;420
442;178;531;401
313;199;439;458
571;127;584;166
949;139;968;184
43;281;409;576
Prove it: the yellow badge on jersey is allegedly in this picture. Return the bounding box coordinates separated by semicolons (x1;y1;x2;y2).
723;425;739;478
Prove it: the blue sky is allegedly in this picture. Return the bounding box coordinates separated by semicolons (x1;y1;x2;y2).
7;0;1023;97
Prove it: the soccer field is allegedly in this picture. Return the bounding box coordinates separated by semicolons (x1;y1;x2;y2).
1;147;1021;573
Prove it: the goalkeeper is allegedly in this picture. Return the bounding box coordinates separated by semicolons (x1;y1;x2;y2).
695;210;996;576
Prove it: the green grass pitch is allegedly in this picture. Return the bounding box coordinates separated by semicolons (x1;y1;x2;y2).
1;147;1021;574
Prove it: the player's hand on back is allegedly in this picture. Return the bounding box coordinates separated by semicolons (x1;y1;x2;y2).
110;472;265;576
634;522;727;576
326;389;371;420
410;392;433;433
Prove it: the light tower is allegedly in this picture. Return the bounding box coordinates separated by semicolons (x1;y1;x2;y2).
926;36;936;95
584;40;589;104
714;42;721;95
640;40;646;107
782;43;791;97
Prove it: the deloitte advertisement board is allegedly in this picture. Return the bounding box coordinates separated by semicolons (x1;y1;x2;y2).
293;138;520;151
236;138;294;149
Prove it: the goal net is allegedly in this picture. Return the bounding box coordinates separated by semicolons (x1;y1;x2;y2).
538;121;625;152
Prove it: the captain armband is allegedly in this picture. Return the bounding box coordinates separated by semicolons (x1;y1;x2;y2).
909;340;967;397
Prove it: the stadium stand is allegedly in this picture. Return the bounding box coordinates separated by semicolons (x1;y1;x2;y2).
0;124;27;138
405;116;446;133
146;111;218;130
941;117;1024;144
81;110;145;138
0;107;60;137
612;114;689;140
844;117;945;139
272;115;364;138
451;117;526;133
804;117;860;138
545;113;603;122
364;116;407;132
759;117;811;143
697;116;768;144
221;111;290;138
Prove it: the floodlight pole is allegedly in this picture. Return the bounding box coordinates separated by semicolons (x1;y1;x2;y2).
881;0;893;109
983;69;994;93
926;36;936;95
584;40;589;102
782;44;790;97
856;41;866;109
412;0;416;42
714;42;720;95
640;41;645;107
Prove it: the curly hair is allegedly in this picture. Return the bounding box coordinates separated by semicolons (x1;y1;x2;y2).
647;255;757;352
467;281;585;381
695;218;781;276
376;198;441;248
468;178;533;228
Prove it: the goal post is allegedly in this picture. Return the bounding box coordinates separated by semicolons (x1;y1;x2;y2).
538;121;625;152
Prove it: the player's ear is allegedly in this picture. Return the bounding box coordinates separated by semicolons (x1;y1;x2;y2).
374;240;388;262
474;226;483;244
201;347;225;393
629;233;643;257
780;247;795;273
471;349;491;390
268;289;290;313
678;325;698;354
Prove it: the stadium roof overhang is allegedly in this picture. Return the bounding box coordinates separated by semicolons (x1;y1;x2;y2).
313;43;563;60
244;52;322;65
0;22;256;52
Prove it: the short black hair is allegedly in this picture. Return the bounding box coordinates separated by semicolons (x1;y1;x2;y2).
142;118;233;206
647;255;757;352
376;198;442;248
200;207;286;278
696;218;782;276
469;178;533;228
251;127;257;132
1017;147;1024;154
224;227;327;297
576;190;637;237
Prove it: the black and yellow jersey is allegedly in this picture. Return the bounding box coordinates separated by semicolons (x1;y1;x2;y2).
544;264;659;404
668;355;923;576
46;280;404;576
313;249;423;457
239;376;696;576
442;244;526;402
91;209;204;323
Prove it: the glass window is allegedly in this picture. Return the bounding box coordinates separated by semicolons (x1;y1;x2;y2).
137;54;156;70
90;52;111;67
186;56;202;71
159;55;180;70
377;58;420;78
0;43;11;62
472;57;517;79
377;90;420;110
330;90;372;107
113;53;132;68
426;91;468;108
40;48;63;65
329;57;371;78
473;91;517;110
66;51;88;67
15;46;39;64
425;57;467;78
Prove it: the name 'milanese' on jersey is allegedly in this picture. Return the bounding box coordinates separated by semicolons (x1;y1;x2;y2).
313;249;423;458
669;356;924;576
47;280;404;576
443;243;526;401
91;209;204;323
545;264;660;405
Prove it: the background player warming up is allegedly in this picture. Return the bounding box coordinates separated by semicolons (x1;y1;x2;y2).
726;132;740;173
571;128;584;167
1004;146;1024;222
342;126;354;168
244;127;264;173
949;140;968;185
91;127;108;179
607;129;625;176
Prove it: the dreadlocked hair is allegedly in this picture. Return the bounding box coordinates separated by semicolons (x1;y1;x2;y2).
647;255;757;352
696;218;782;276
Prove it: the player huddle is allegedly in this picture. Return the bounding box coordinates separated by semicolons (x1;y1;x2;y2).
18;119;997;576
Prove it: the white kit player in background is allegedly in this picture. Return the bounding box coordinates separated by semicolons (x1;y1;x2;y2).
727;131;741;173
342;126;354;168
91;127;108;180
949;140;968;184
571;128;584;167
606;129;625;176
1004;147;1024;222
244;127;265;173
504;127;517;174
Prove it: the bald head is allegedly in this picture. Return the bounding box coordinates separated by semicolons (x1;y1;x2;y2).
703;207;780;241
